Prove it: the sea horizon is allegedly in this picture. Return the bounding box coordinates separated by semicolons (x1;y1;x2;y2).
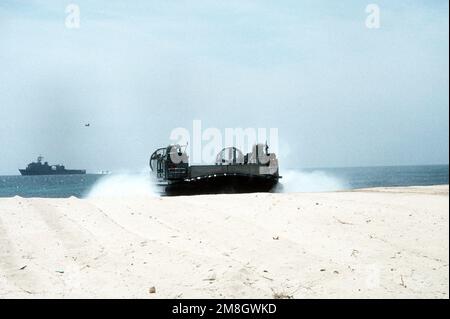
1;164;448;198
1;162;448;177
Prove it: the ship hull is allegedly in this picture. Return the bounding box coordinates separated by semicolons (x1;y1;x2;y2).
19;169;86;176
159;174;279;196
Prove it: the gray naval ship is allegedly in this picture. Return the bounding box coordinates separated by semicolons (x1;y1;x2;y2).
149;143;281;195
19;156;86;176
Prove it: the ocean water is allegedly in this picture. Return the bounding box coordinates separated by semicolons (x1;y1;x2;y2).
0;165;448;198
302;164;449;189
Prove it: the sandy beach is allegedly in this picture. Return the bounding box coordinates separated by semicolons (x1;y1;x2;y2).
0;185;448;299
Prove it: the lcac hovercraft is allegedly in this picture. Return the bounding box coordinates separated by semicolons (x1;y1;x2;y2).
149;143;281;195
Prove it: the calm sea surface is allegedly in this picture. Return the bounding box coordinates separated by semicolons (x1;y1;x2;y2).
0;165;448;198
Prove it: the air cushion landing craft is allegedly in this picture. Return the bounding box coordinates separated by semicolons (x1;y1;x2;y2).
149;144;281;195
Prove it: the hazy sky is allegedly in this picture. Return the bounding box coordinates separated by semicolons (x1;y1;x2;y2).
0;0;448;174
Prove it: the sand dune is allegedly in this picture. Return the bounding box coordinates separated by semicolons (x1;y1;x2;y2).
0;185;448;298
